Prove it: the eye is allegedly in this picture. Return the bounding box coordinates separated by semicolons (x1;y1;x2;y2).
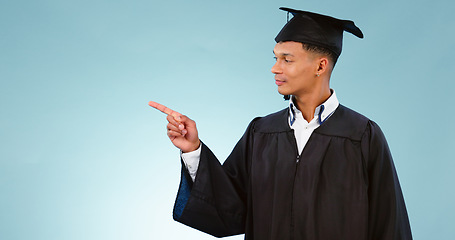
273;57;277;61
285;59;293;63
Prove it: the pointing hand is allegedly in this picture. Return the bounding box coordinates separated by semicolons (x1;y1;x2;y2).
149;101;200;153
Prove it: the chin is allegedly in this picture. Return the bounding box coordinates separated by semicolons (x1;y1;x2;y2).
277;88;292;96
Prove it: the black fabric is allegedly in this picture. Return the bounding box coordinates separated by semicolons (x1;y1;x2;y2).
275;7;363;57
173;105;412;240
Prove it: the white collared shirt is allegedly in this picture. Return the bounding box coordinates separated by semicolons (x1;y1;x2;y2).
182;91;340;181
289;91;339;154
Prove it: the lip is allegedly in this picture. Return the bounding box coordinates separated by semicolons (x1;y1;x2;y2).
275;80;285;86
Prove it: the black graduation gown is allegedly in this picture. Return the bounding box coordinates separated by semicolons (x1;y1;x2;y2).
173;105;412;240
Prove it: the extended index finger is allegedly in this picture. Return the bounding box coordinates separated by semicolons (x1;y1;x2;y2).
149;101;182;118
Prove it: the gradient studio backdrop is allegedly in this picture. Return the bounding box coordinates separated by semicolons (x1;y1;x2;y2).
1;0;454;239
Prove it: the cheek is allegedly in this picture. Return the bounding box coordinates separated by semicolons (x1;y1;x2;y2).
285;66;302;80
294;64;313;78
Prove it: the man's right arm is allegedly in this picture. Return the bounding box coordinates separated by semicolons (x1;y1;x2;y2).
149;101;202;181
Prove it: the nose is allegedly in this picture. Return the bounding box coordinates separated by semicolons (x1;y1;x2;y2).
271;61;281;74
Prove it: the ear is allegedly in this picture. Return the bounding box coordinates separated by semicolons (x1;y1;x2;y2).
316;57;329;76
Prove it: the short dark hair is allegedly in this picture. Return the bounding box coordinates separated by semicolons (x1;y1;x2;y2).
302;43;339;67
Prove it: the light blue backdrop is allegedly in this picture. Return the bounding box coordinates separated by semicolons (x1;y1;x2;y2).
1;0;454;239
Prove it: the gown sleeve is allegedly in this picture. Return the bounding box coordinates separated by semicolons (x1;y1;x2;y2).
172;118;258;237
362;121;413;240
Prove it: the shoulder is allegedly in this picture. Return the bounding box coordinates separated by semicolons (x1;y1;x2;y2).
315;105;373;141
249;108;290;133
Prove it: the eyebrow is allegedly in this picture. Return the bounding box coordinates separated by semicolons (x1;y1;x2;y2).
273;51;295;57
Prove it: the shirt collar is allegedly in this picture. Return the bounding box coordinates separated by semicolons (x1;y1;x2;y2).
289;90;340;126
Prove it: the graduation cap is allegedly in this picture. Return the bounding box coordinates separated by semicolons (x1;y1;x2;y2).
275;7;363;57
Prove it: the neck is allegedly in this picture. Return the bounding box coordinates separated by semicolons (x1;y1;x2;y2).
294;86;331;122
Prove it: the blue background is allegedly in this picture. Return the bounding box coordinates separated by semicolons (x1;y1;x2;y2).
1;0;454;239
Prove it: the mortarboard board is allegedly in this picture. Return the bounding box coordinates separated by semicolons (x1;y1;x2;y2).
275;7;363;57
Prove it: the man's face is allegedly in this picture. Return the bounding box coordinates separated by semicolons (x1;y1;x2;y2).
271;41;320;98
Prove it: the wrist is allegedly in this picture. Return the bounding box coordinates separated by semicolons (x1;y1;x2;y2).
183;140;201;153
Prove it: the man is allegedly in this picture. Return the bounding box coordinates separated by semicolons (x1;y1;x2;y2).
150;7;412;240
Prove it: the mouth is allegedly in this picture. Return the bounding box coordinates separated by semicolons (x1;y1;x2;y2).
275;79;285;86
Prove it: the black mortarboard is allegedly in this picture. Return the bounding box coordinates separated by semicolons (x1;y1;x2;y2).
275;7;363;57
